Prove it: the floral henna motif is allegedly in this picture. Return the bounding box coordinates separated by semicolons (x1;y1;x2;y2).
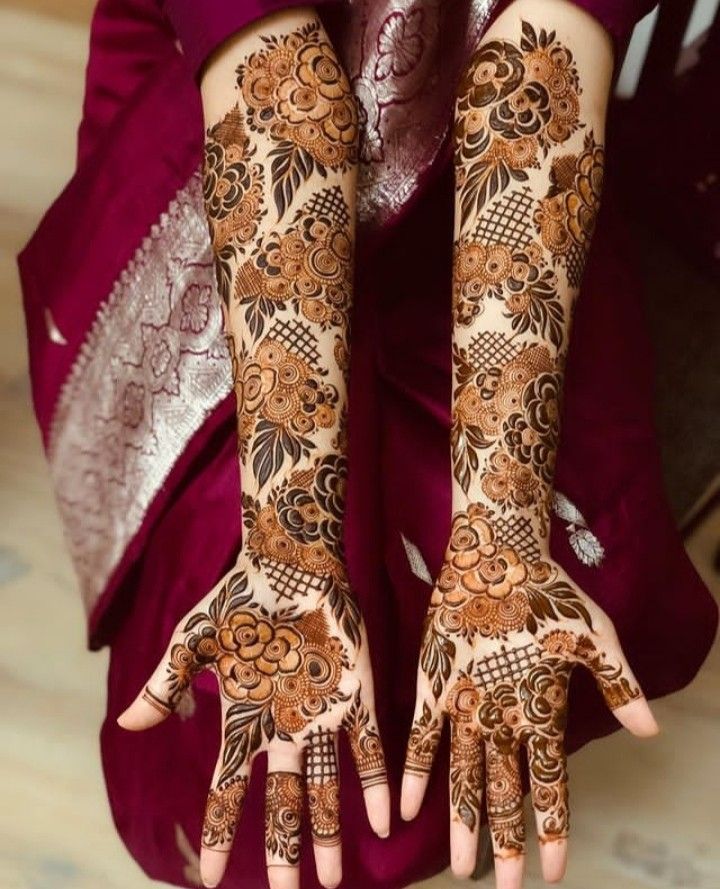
203;106;266;304
455;22;582;226
424;505;591;653
534;132;604;287
242;454;362;645
235;192;353;338
265;771;303;865
451;340;562;516
453;238;564;345
234;336;339;482
150;570;351;784
237;21;358;216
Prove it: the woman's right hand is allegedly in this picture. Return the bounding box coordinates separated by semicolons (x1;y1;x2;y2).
119;544;389;889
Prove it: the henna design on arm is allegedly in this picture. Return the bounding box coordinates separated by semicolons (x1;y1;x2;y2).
404;18;652;879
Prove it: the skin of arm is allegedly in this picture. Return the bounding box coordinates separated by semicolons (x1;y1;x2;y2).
401;2;658;887
118;9;390;889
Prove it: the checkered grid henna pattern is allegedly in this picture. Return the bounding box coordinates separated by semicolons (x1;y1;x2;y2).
272;318;321;366
565;241;586;288
467;330;521;369
300;185;351;229
474;642;541;687
262;558;327;601
474;187;535;249
494;515;542;563
305;730;337;784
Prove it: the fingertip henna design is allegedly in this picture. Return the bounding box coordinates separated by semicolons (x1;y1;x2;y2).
305;729;341;846
265;771;304;865
202;774;249;849
405;701;443;777
343;690;387;789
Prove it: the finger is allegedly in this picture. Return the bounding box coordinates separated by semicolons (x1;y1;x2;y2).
448;716;484;879
199;754;252;889
401;693;444;821
343;688;390;837
305;730;342;889
486;743;525;889
578;631;659;737
117;623;205;730
266;751;304;889
526;734;568;884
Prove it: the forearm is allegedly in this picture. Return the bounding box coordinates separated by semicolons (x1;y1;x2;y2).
450;0;613;545
200;8;358;577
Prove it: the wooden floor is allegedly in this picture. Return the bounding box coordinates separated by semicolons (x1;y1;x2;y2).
0;5;718;889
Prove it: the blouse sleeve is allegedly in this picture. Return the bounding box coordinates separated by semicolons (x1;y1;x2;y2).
161;0;343;78
566;0;657;46
488;0;657;53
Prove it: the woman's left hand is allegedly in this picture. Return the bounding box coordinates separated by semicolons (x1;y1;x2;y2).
401;503;658;888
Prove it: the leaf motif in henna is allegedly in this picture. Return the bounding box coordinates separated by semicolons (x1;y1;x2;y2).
269;143;318;218
527;580;593;631
322;576;361;648
251;420;315;489
221;700;270;783
420;625;456;700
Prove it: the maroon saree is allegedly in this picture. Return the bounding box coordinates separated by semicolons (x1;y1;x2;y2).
19;1;717;887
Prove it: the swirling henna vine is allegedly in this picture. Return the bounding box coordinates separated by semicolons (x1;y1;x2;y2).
305;729;341;846
342;689;387;789
455;22;582;227
237;21;358;217
202;774;249;849
235;188;353;339
265;771;304;865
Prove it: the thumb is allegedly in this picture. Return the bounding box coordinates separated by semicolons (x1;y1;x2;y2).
117;626;204;731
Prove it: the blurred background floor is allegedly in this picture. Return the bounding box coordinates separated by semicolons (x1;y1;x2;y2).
0;3;718;889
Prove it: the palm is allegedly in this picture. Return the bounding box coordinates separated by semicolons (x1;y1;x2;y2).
119;554;387;884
